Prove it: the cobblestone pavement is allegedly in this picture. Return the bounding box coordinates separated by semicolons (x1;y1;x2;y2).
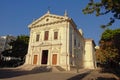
0;68;119;80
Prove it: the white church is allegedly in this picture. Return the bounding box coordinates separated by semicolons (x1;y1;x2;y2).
25;11;96;71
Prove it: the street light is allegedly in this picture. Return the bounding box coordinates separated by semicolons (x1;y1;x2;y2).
74;47;80;73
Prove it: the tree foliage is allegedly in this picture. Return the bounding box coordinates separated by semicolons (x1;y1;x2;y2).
83;0;120;28
97;28;120;67
2;35;29;58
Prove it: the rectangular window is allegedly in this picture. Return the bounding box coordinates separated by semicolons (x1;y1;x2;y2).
78;43;80;47
36;34;40;42
74;39;76;46
44;31;49;40
54;32;58;40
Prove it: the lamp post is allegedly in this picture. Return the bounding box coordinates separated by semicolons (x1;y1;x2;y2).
74;47;80;73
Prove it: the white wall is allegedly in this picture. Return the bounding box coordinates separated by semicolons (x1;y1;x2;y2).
84;39;96;69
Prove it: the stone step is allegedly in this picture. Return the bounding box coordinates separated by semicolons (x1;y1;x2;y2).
15;64;36;71
52;66;60;72
55;66;66;71
32;66;52;72
51;66;66;72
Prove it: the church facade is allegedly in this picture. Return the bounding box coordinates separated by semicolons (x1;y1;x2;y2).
25;11;96;70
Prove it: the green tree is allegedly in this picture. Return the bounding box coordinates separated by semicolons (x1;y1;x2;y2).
83;0;120;28
2;35;29;58
96;48;106;63
1;35;29;67
98;29;120;67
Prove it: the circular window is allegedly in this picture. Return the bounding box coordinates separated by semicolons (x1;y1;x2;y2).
46;18;49;22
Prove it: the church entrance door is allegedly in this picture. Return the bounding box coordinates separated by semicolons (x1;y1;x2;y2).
52;54;57;65
33;55;37;64
41;50;48;64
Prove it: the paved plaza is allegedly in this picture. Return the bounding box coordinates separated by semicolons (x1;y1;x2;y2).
0;68;90;80
0;68;119;80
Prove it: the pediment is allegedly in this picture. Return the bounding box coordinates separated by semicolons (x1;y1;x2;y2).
29;13;69;28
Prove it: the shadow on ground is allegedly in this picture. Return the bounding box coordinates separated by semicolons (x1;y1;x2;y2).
0;68;49;79
100;68;120;79
67;72;90;80
97;77;116;80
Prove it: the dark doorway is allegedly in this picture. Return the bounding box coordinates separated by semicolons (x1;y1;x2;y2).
41;50;48;64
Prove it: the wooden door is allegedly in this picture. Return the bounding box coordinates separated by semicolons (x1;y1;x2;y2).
52;54;57;65
33;55;37;64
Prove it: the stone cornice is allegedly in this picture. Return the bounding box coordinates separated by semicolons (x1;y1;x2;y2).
31;43;62;47
29;19;69;29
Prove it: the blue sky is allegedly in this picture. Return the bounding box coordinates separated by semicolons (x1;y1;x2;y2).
0;0;120;45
